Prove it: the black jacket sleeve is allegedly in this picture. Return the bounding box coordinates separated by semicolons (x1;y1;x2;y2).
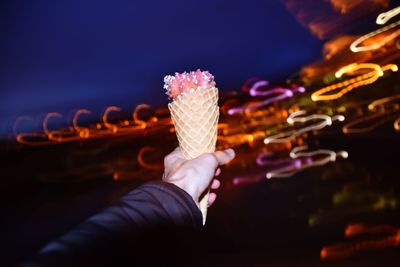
21;181;203;267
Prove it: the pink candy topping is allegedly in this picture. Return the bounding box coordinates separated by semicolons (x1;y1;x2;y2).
164;69;216;100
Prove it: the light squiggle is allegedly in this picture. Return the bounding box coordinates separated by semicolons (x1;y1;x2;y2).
342;110;399;134
227;82;305;115
351;8;400;53
264;110;345;144
368;94;400;111
14;116;51;146
266;145;348;179
343;94;400;134
133;104;159;129
14;103;174;146
102;106;122;133
73;109;92;138
321;224;400;260
311;63;398;101
376;6;400;25
137;146;164;170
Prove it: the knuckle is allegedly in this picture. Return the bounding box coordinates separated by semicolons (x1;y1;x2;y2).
204;154;218;166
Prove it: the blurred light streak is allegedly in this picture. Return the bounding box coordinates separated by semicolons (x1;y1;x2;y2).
249;80;269;96
376;6;400;24
227;83;305;115
394;117;400;130
333;190;397;210
350;20;400;52
256;151;297;166
113;168;161;182
368;94;400;111
42;112;63;137
232;172;265;186
311;63;398;101
330;0;388;14
72;109;92;138
266;145;348;179
342;111;399;134
344;94;400;134
242;77;262;93
14;116;52;146
218;131;265;148
133;104;158;129
320;224;400;260
102;106;121;133
137;146;164;170
264;110;345;144
334;63;383;77
345;224;398;237
323;35;358;60
13;102;176;146
310;189;397;227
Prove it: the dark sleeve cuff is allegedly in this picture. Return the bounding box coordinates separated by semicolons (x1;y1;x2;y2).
135;181;203;229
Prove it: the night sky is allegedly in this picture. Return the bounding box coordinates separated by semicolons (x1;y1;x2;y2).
0;0;322;133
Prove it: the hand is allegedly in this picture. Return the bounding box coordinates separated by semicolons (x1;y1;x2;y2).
162;147;235;208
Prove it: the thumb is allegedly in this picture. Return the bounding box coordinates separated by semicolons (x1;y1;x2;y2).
213;149;235;166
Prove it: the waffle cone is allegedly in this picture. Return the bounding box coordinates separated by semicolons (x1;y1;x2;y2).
168;87;219;224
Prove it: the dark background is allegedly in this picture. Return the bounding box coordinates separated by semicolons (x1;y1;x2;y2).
0;0;322;134
2;1;400;266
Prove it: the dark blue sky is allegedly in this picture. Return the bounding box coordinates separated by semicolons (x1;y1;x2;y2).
0;0;322;128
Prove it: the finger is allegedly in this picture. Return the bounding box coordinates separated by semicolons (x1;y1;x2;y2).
211;179;221;189
213;148;235;166
215;168;221;176
208;192;217;207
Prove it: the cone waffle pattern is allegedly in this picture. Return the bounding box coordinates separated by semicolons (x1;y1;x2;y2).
168;87;219;224
168;87;219;159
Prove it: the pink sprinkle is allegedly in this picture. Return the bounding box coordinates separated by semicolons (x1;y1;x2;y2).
164;69;216;100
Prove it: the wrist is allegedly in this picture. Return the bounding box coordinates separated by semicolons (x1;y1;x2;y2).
168;179;200;207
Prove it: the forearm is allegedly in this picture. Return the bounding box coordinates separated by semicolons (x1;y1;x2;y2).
23;182;202;267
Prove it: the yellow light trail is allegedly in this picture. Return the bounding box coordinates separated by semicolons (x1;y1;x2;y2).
311;63;398;101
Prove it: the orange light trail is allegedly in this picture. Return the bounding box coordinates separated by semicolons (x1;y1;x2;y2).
13;114;51;145
102;106;121;133
311;63;398;101
137;146;164;170
321;224;400;260
133;104;152;129
343;94;400;134
73;109;92;138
